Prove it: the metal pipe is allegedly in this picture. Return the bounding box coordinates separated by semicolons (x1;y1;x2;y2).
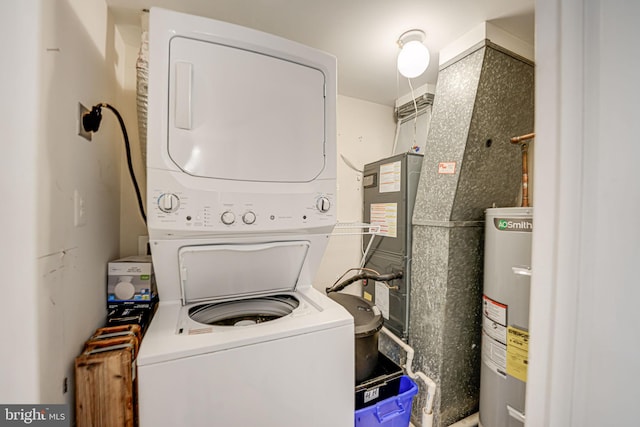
520;143;529;207
509;132;535;144
381;326;436;427
446;412;479;427
510;133;535;207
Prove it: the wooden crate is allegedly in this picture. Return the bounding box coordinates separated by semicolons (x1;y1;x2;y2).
90;324;142;343
75;328;139;427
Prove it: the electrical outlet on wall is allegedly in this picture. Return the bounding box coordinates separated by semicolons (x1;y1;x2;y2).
77;103;92;141
74;189;87;227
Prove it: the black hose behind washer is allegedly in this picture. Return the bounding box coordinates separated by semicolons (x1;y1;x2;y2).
325;271;403;294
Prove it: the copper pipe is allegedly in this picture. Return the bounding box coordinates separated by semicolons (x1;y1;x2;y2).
510;132;535;144
510;132;535;207
520;144;529;207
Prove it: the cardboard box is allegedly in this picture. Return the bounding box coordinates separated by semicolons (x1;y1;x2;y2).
107;256;157;303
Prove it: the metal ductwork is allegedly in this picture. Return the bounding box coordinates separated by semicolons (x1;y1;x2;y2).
395;91;435;122
392;84;435;155
407;40;534;426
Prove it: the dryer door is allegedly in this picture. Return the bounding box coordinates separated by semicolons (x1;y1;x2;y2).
167;36;327;183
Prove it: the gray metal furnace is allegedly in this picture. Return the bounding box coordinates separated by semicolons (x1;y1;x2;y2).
362;152;423;340
479;207;533;427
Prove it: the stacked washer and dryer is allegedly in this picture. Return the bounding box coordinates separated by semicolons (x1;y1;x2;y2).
137;9;354;427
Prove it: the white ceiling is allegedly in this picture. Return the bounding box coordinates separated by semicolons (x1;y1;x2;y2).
106;0;534;106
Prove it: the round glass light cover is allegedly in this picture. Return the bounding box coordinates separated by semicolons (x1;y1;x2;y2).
397;40;430;78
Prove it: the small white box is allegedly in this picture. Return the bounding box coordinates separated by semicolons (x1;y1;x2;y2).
107;255;157;303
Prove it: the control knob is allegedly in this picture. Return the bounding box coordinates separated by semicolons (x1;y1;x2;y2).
242;211;257;225
157;193;180;213
316;196;331;213
221;211;236;225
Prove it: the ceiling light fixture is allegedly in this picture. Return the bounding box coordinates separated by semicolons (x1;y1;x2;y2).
397;29;430;79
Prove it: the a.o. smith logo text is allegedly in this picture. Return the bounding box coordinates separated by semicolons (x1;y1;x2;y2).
494;218;533;232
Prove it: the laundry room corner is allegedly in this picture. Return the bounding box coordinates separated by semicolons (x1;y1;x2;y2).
12;2;640;427
315;95;397;294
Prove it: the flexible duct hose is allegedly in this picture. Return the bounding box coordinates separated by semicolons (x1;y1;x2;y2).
325;271;403;294
136;28;149;166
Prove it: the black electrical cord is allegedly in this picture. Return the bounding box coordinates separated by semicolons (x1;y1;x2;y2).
325;271;403;294
83;103;147;224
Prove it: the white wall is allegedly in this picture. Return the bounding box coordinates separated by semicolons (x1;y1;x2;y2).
0;0;41;403
315;95;396;291
527;1;640;425
0;0;122;404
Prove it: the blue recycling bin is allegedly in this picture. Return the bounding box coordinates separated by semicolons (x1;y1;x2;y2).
355;376;418;427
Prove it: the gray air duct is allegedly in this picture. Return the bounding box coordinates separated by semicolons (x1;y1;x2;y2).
408;40;534;426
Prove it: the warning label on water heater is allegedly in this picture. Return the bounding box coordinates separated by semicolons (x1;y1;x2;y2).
481;295;508;377
483;295;507;325
482;330;507;378
483;314;507;344
507;326;529;383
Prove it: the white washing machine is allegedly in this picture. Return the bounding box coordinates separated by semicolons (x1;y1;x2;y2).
137;8;354;427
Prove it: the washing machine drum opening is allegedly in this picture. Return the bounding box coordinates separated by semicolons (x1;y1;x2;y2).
188;295;299;326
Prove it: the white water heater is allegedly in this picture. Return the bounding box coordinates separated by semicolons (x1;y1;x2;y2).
479;207;532;427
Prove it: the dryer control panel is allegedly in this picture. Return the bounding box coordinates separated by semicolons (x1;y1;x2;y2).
147;170;335;236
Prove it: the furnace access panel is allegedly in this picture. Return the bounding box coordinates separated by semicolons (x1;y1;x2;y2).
362;152;423;339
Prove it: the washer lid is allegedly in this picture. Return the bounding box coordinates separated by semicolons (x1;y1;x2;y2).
179;241;310;304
